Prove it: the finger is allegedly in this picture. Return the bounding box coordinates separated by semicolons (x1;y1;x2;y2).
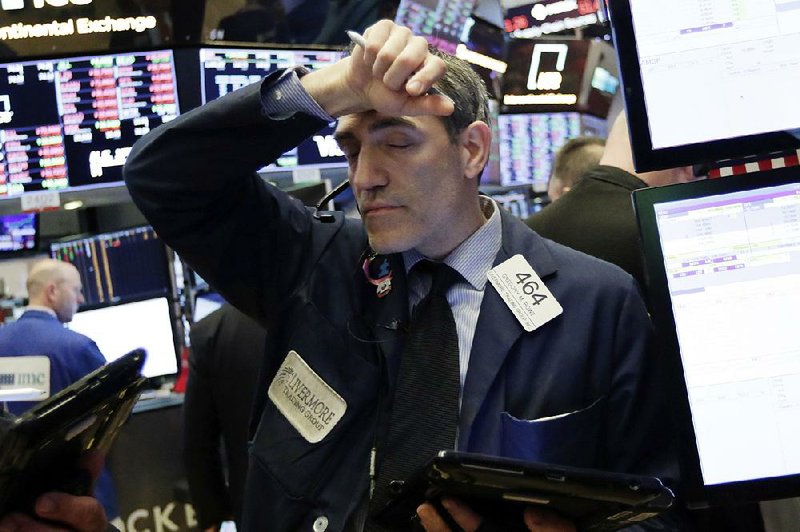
400;93;454;117
523;507;576;532
406;53;447;96
35;493;108;532
372;25;414;83
361;20;394;71
383;35;429;92
441;497;483;532
0;512;69;532
417;502;451;532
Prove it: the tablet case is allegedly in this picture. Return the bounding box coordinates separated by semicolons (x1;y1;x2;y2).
0;348;147;514
375;450;674;531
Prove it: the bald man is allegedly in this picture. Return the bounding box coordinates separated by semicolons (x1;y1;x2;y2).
0;258;118;519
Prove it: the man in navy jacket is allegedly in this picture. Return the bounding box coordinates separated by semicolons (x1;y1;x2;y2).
2;21;679;532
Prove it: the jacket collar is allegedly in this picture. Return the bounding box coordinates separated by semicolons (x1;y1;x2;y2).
458;208;560;447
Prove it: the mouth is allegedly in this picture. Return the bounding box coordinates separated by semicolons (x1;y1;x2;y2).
363;204;400;217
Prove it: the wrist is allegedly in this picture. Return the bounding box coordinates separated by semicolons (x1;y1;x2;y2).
300;59;363;118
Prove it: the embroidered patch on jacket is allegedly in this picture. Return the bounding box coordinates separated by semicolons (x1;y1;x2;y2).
267;350;347;443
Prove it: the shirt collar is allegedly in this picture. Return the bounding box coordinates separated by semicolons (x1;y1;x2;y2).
403;196;502;290
25;305;57;318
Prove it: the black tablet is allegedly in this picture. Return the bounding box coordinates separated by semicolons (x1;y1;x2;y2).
0;348;147;514
374;451;674;531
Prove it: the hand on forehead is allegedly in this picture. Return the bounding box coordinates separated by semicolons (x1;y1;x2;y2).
347;20;454;118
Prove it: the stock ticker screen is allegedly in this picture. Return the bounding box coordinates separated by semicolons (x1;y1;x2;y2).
199;47;347;170
497;112;606;191
394;0;478;53
50;226;170;308
0;50;179;196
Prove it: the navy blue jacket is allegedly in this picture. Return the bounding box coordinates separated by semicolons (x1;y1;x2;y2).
0;310;118;518
125;79;679;531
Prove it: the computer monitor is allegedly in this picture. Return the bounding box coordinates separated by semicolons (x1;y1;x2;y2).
634;166;800;505
0;49;180;196
394;0;478;53
192;46;347;172
50;226;171;308
495;112;607;191
0;213;37;254
608;0;800;171
69;296;178;379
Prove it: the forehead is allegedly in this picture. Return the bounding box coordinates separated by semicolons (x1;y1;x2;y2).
334;111;446;138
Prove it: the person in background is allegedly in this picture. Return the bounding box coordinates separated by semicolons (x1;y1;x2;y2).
183;303;267;531
2;21;680;531
527;112;695;289
0;258;118;522
546;136;605;202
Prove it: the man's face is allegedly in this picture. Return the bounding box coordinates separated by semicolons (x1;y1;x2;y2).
53;268;84;323
334;112;470;258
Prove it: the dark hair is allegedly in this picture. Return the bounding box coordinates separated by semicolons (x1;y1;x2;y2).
429;46;491;143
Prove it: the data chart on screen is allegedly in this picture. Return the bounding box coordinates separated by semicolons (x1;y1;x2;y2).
0;50;179;195
198;48;346;170
654;181;800;485
629;0;800;149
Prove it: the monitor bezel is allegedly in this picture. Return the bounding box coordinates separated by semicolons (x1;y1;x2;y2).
608;0;800;173
633;167;800;506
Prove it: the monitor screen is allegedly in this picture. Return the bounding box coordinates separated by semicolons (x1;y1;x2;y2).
634;167;800;503
69;296;178;379
608;0;800;171
496;112;606;191
394;0;478;53
50;226;170;308
0;212;36;253
0;49;179;196
197;47;347;171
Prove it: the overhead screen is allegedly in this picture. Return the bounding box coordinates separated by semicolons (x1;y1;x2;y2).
634;167;800;504
394;0;478;53
0;49;179;196
501;37;619;117
196;47;347;171
609;0;800;171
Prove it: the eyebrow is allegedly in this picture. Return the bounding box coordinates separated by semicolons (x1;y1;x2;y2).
334;117;419;143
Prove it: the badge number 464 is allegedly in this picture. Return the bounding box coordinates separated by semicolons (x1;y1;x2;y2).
487;254;563;332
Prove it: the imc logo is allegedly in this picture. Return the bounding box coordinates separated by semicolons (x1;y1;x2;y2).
0;0;92;10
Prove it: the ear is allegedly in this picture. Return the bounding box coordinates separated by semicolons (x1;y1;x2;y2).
459;121;491;182
44;281;58;304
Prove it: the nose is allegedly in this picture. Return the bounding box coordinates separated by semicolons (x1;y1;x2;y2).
349;146;388;195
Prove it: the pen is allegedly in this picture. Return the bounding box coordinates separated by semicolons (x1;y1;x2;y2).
346;30;367;49
345;30;442;96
